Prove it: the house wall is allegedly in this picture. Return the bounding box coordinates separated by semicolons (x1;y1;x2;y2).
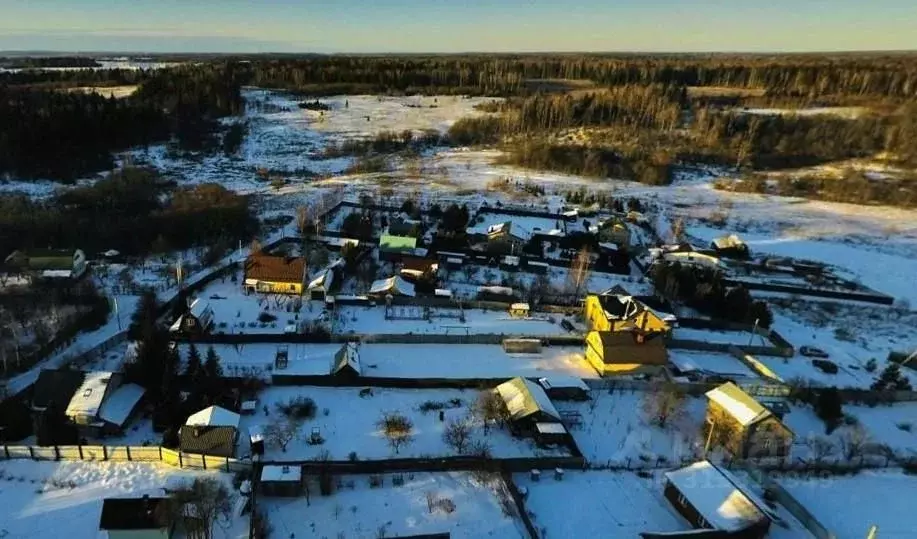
705;402;748;458
584;296;611;332
244;278;302;295
261;479;303;497
745;417;793;458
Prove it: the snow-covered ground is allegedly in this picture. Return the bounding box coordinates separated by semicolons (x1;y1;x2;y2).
335;305;573;336
0;460;246;539
780;470;917;538
191;342;596;380
241;386;567;462
514;470;690;537
556;389;707;467
262;471;526;539
672;327;769;346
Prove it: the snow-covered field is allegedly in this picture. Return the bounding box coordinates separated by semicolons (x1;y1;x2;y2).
335;305;573;336
780;470;917;538
0;460;246;539
556;389;707;467
672;327;769;346
241;386;567;462
195;342;595;380
514;470;689;537
262;471;526;539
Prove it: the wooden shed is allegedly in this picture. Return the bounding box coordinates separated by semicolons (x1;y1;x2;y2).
260;465;303;497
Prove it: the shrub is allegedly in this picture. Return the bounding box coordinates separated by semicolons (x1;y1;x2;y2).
275;396;317;419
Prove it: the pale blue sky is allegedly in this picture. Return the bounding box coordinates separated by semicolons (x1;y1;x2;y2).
0;0;914;53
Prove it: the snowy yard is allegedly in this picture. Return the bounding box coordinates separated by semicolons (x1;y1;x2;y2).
0;460;247;539
262;471;526;539
780;470;917;538
672;327;770;347
192;278;325;335
335;305;574;336
514;470;689;537
241;386;568;462
556;388;707;467
186;342;596;380
668;350;760;379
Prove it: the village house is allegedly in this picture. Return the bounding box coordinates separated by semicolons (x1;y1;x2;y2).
30;368;86;442
663;460;771;538
379;218;421;262
3;248;88;282
98;496;174;539
482;222;527;255
368;275;416;298
330;342;362;378
583;288;675;334
179;405;241;458
243;254;307;295
65;371;130;437
596;216;631;248
704;382;794;459
495;376;563;436
168;299;214;335
584;330;669;376
537;376;590;401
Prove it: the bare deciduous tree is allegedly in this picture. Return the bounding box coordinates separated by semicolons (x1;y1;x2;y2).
442;417;473;454
170;477;232;539
839;423;871;461
264;417;302;452
473;391;508;433
377;412;414;455
643;382;686;429
567;246;591;296
805;434;835;462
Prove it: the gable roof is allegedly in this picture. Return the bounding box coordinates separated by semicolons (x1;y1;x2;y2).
185;405;240;429
65;371;117;420
32;369;85;411
369;275;416;297
244;254;305;283
380;233;418;252
99;497;171;531
179;425;237;455
665;460;769;532
705;382;771;427
98;383;146;427
495;377;561;422
331;342;362;376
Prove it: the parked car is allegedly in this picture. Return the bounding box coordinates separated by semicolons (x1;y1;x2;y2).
800;346;829;358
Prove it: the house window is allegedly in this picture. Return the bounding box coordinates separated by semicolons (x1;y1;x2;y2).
289;284;296;291
677;493;687;506
697;516;708;528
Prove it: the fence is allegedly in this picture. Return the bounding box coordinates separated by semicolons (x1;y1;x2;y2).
730;461;837;539
584;377;791;399
724;277;895;306
0;444;250;473
261;455;586;475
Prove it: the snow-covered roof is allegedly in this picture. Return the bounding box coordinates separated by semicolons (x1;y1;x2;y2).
261;465;301;483
41;269;73;278
478;285;514;296
535;422;567;434
712;234;745;250
495;377;561;422
705;382;771;427
598;242;619;252
331;342;362;376
665;461;768;532
502;255;520;266
510;302;530;311
185;405;240;429
98;383;145;427
65;371;115;419
249;424;264;443
446;257;463;264
369;275;415;297
434;289;453;297
308;268;335;291
537;376;589;392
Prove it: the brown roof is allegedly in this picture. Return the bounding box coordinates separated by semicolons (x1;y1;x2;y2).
244;255;305;283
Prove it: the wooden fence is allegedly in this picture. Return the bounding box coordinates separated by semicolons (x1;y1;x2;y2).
0;444;250;473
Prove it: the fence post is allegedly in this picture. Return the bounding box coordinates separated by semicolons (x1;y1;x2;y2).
202;454;207;470
54;445;60;461
158;446;163;461
178;451;183;468
28;446;34;460
78;445;83;460
126;446;131;461
3;445;8;460
102;445;108;461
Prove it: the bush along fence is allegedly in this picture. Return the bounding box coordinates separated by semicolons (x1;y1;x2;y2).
0;443;250;473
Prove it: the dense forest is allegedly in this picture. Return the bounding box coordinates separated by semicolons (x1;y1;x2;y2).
0;56;101;69
0;62;243;180
0;168;258;258
1;54;916;187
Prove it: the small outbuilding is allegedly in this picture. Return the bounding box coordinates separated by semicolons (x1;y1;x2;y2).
508;302;530;318
502;338;542;354
169;299;214;335
99;496;173;539
330;342;362;378
260;465;303;497
537;376;590;401
704;382;794;458
584;330;668;376
663;460;771;538
179;405;240;458
495;377;562;435
368;276;416;298
533;422;568;447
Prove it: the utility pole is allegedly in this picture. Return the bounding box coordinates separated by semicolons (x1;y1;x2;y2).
703;417;716;458
747;318;760;347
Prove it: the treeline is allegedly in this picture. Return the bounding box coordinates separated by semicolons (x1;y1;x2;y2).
497;142;673;186
0;168;258;259
0;63;243;180
717;170;917;208
237;54;917;98
0;56;101;69
0;67;149;89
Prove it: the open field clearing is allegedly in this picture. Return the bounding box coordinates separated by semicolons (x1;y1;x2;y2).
65;85;138;99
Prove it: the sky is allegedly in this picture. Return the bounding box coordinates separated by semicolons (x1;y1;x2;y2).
0;0;915;53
